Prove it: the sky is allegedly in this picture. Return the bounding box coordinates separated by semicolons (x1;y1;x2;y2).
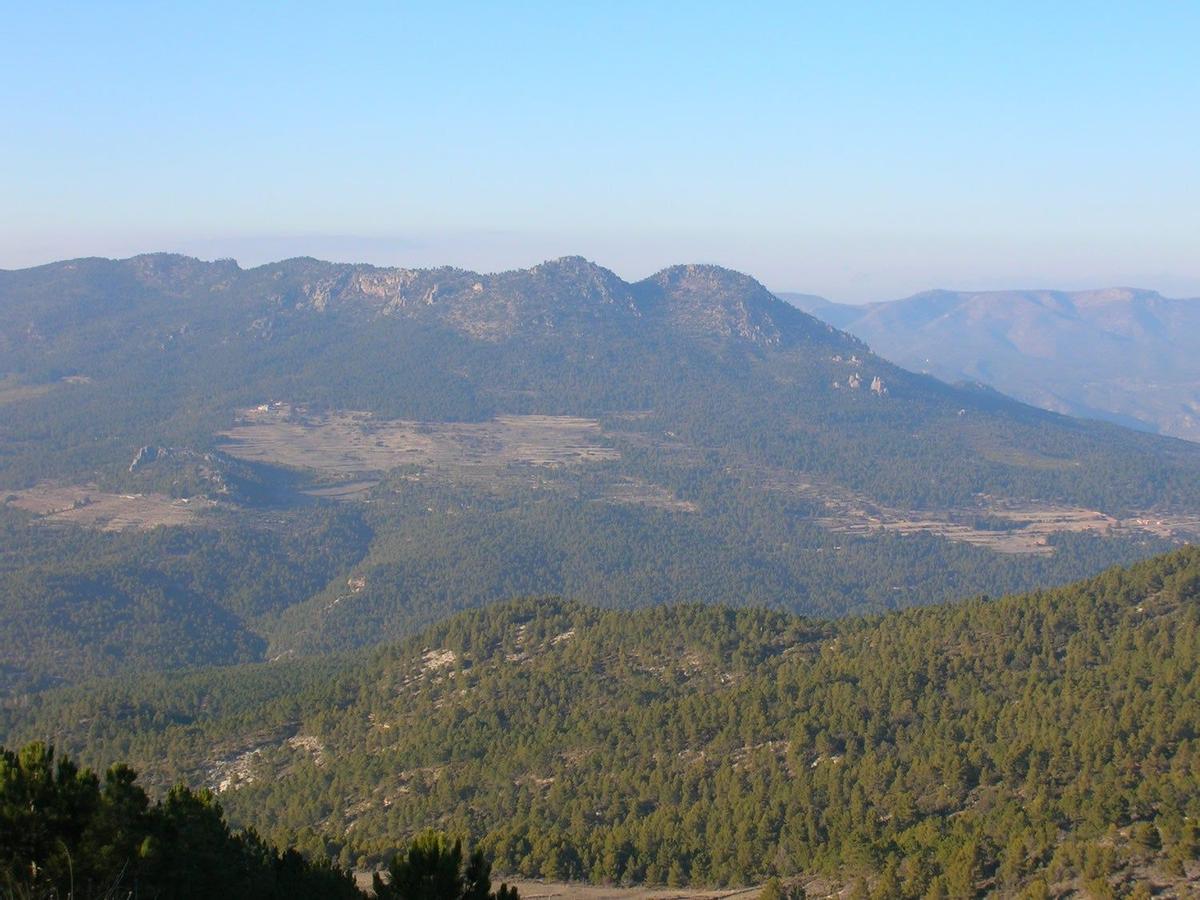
2;2;1197;302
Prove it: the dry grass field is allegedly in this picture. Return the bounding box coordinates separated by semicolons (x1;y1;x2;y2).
819;501;1200;555
597;477;700;513
763;468;1200;555
818;503;1115;555
348;875;779;900
490;882;766;900
218;405;620;477
0;378;52;406
3;484;213;531
0;374;92;406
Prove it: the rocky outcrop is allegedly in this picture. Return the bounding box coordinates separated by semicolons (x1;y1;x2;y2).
128;445;163;472
255;256;848;349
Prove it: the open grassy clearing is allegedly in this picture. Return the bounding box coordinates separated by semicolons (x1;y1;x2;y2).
2;483;214;531
819;499;1200;555
0;373;92;406
0;382;52;405
349;871;773;899
595;477;700;513
474;881;766;900
818;502;1117;555
218;405;620;477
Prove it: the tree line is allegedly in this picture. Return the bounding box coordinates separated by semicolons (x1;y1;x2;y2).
1;740;516;900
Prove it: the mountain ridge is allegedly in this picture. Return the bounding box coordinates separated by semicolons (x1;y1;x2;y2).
3;253;846;351
4;253;1200;693
783;286;1200;440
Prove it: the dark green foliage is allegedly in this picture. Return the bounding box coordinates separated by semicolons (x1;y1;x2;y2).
0;741;363;899
0;504;371;692
7;548;1200;895
373;830;518;900
264;475;1173;658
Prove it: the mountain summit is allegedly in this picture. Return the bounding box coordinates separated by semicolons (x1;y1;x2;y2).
264;256;827;346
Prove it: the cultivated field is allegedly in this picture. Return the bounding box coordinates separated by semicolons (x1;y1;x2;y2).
762;468;1200;555
820;500;1200;555
597;477;700;513
218;405;620;477
0;383;51;406
818;502;1115;555
3;484;212;531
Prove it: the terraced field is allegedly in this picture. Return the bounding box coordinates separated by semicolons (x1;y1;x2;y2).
3;483;213;530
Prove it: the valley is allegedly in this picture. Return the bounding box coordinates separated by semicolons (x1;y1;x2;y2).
217;401;1200;559
217;401;1200;558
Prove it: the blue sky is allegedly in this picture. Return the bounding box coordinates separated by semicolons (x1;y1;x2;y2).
2;2;1197;301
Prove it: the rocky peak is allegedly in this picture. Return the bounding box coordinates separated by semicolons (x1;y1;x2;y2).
126;254;241;293
526;255;618;281
67;254;856;351
636;264;838;348
498;256;633;307
644;263;773;297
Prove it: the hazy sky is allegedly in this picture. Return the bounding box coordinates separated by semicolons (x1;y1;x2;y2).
3;2;1197;301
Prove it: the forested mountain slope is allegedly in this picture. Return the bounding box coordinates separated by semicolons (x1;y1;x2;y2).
3;255;1200;691
6;548;1200;897
5;255;1198;508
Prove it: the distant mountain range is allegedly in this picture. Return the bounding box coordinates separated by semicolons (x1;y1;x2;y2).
781;287;1200;441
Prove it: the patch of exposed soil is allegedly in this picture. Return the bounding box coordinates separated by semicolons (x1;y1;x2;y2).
3;484;213;531
218;405;620;477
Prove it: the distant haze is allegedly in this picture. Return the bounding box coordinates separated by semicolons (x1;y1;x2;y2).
785;287;1200;441
2;5;1197;301
6;231;1200;306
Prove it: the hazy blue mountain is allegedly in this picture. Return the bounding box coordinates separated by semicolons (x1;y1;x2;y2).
781;287;1200;440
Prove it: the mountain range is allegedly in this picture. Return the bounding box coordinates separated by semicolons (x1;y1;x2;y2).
782;287;1200;441
2;255;1200;693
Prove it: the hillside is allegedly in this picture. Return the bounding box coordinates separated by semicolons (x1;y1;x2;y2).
782;288;1200;441
3;256;1200;690
5;547;1200;897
